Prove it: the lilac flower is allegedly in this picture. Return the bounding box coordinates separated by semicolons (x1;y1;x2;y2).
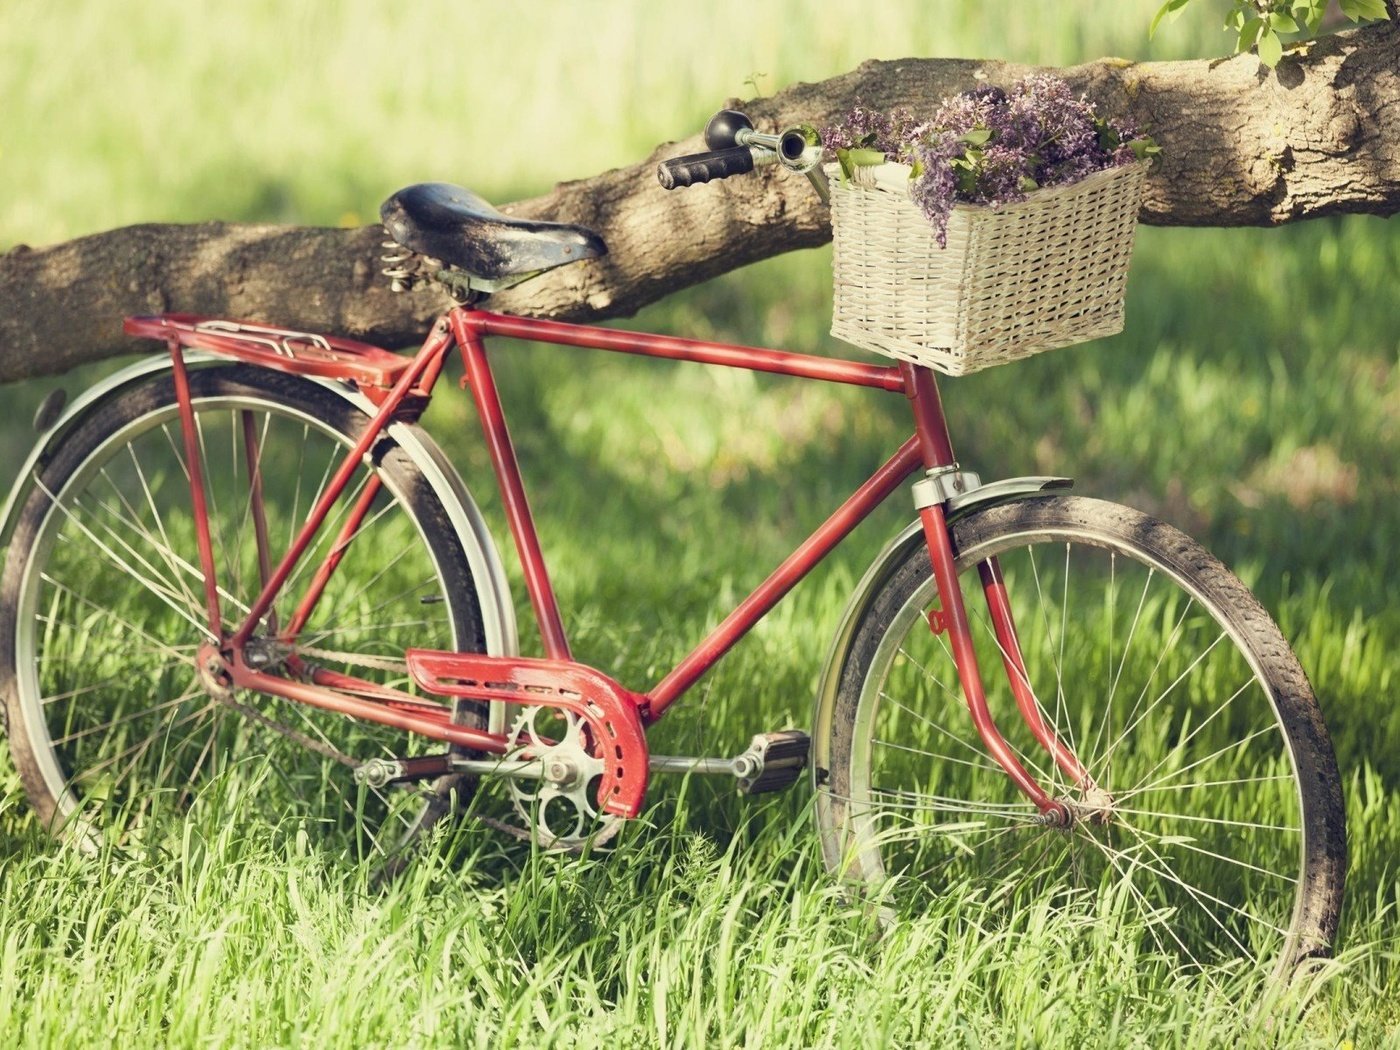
928;87;1004;139
965;145;1031;207
906;132;962;247
1110;142;1140;167
822;103;920;157
1043;152;1101;187
826;74;1154;243
1006;74;1097;163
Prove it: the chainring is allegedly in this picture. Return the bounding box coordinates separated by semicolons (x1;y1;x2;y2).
506;707;623;851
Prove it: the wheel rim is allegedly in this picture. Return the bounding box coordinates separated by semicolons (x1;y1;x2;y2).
841;524;1309;974
12;387;467;856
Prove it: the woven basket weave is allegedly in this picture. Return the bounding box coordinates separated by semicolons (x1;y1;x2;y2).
829;160;1147;376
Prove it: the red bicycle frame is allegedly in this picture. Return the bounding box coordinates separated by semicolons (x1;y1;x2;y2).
126;305;1090;820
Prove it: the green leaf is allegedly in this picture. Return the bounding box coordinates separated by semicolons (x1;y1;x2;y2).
1129;137;1163;162
1290;0;1325;24
951;149;982;171
1340;0;1391;21
836;146;886;181
1017;175;1039;192
1150;0;1193;38
1296;2;1327;33
846;148;887;167
1269;12;1298;32
1257;26;1283;67
1095;117;1123;152
1237;15;1264;52
960;126;993;147
836;148;855;182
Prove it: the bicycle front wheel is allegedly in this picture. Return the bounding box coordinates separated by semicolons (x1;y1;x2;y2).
818;496;1345;977
1;365;487;859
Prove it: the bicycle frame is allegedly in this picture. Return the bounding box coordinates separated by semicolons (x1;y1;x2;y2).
127;306;1089;820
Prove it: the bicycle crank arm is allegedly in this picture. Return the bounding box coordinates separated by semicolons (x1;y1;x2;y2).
446;752;752;779
647;730;811;795
440;730;811;797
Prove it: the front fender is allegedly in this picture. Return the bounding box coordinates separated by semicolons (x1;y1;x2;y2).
809;475;1072;807
0;354;519;728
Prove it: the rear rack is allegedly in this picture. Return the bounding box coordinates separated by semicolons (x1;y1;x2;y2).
123;314;413;394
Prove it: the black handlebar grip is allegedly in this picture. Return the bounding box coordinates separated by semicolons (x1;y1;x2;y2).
656;146;756;190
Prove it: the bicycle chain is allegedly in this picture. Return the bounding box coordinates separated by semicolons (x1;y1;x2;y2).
296;645;412;677
217;694;357;768
219;645;415;767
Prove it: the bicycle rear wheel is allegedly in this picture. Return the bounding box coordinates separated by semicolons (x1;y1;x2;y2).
817;496;1345;977
1;365;487;858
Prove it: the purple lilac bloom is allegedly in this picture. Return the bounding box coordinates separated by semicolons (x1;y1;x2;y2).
1043;152;1101;187
965;145;1030;207
928;85;1005;139
1006;74;1098;164
827;74;1148;243
1110;142;1139;167
822;103;920;157
906;131;962;247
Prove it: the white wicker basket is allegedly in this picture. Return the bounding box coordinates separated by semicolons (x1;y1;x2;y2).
829;160;1147;376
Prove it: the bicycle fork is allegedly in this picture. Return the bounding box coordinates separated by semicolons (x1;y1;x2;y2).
902;363;1099;826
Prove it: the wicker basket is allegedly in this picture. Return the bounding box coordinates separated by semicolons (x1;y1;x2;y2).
829;160;1147;376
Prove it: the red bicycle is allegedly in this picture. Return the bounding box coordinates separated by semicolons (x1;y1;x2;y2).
0;112;1345;978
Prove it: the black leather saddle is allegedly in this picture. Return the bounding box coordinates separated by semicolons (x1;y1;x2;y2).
379;182;607;283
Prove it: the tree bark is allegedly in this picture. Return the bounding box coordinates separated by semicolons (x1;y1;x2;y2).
2;22;1396;383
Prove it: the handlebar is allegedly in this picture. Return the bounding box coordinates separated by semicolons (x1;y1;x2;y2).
656;110;829;203
656;146;757;190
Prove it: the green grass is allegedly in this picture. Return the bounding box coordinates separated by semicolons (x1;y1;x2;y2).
3;1;1399;1046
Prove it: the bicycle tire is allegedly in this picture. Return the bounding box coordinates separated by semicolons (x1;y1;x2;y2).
818;496;1345;977
0;364;488;859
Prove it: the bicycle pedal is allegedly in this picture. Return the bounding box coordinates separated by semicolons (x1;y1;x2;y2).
732;730;809;795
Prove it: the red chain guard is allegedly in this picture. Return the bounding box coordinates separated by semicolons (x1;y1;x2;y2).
404;650;651;819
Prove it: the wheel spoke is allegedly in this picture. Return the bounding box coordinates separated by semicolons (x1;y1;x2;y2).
872;733;998;774
912;632;1060;788
50;686;202;747
1115;771;1292;801
37;574;198;663
1024;545;1069;794
866;787;1038;820
1091;623;1227;789
97;462;202;613
1128;822;1297;884
1114;677;1265;798
193;411;240;607
1076;825;1210;974
1112;805;1298;835
73;698;218;784
1118;820;1284;947
35;477;217;641
77;482;252;619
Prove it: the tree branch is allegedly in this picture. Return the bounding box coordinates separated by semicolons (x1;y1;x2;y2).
2;21;1396;383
